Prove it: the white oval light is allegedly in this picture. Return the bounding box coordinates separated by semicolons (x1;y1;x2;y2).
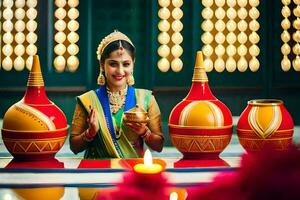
67;44;79;55
202;0;213;7
55;20;67;32
14;56;25;71
171;20;183;32
54;56;66;72
215;7;226;19
15;8;26;20
226;57;237;72
201;20;214;32
157;45;170;57
157;58;170;72
55;0;67;7
172;0;183;7
249;45;260;57
226;44;236;56
68;8;80;19
172;8;183;20
238;7;248;19
215;20;226;32
3;8;13;20
204;58;213;72
249;57;260;72
2;44;13;56
158;32;170;44
171;45;183;57
202;7;214;19
26;56;33;70
67;32;79;43
54;43;67;56
158;20;170;32
202;44;213;57
3;32;14;44
215;44;225;56
281;56;291;71
158;7;171;20
14;44;25;56
237;44;247;56
3;0;14;8
2;56;13;71
26;32;38;43
171;58;183;72
237;57;248;72
55;32;67;44
15;20;26;32
3;20;14;32
26;8;37;20
26;20;37;32
67;56;80;72
68;0;79;7
158;0;170;7
55;8;67;19
26;0;38;8
214;58;225;73
26;44;37;55
67;20;79;31
171;32;183;44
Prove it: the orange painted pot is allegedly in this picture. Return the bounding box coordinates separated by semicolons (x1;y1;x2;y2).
237;99;294;152
1;55;68;160
169;51;233;159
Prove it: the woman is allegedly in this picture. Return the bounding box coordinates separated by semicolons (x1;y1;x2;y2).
70;30;164;159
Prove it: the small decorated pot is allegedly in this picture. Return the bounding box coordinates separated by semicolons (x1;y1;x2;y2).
1;55;68;160
168;51;233;159
237;99;294;152
123;104;149;125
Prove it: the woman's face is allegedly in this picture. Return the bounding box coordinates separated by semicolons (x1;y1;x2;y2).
102;48;134;91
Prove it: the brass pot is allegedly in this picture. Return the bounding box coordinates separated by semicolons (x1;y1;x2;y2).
123;105;149;125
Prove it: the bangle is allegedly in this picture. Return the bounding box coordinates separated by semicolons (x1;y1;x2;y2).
82;129;94;142
141;127;151;141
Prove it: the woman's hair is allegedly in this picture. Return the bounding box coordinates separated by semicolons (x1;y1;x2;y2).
100;40;135;64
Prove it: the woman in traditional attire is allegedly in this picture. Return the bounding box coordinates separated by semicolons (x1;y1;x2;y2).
70;30;164;159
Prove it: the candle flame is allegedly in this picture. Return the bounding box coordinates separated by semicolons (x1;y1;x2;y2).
144;149;153;166
170;192;178;200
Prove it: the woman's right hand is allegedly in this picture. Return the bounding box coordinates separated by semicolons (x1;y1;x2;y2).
86;106;99;139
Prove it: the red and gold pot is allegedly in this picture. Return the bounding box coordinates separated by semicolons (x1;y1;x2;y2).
237;99;294;152
1;55;68;160
169;51;233;159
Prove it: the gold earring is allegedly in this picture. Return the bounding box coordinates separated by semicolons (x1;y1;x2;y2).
97;68;105;85
127;72;135;86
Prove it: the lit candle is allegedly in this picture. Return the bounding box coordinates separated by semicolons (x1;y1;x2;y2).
133;149;163;174
170;192;178;200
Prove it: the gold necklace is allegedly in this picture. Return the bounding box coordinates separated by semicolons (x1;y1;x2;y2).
106;86;127;114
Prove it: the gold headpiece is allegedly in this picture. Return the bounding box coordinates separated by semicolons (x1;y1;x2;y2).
96;30;134;61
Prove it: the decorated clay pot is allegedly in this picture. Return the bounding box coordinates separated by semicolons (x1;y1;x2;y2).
237;99;294;152
1;55;68;160
168;51;233;159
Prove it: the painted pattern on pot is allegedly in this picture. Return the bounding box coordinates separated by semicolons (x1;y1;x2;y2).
169;51;233;159
237;99;294;152
1;55;68;160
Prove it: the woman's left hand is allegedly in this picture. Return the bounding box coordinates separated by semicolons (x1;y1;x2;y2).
125;122;147;137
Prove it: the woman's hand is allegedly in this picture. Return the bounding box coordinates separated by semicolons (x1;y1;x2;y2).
125;122;148;137
86;106;99;139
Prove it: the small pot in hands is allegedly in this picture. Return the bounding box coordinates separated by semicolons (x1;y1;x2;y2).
123;105;149;126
